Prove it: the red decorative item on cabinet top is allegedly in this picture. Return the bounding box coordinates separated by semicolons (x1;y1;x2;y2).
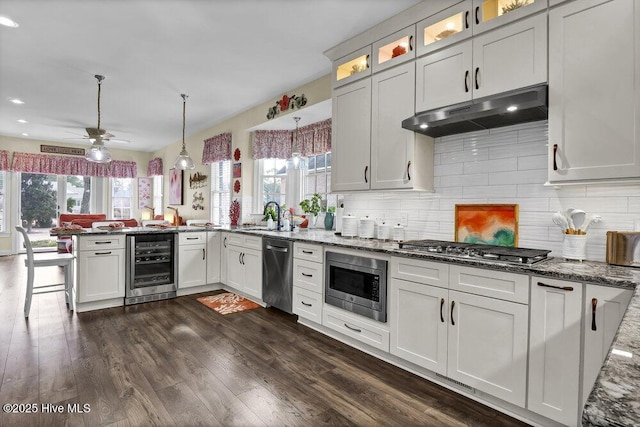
234;148;241;161
234;180;241;193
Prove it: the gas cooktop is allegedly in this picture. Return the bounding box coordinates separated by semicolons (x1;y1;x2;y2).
398;239;551;265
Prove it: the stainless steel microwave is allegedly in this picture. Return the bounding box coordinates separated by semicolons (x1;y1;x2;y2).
325;251;387;322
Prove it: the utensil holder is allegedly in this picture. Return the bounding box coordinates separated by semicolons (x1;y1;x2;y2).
562;234;587;261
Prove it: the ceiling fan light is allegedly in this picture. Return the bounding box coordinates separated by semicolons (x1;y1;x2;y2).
85;143;112;163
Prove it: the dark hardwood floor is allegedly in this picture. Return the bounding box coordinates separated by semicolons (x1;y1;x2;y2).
0;254;530;426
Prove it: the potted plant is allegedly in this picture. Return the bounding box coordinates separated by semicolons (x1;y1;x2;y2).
299;193;323;228
324;206;336;230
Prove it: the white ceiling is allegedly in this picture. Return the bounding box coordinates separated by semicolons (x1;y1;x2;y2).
0;0;422;152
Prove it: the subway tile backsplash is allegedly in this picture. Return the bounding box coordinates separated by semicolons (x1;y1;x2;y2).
341;121;640;262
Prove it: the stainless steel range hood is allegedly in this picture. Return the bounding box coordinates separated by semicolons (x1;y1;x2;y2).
402;84;548;138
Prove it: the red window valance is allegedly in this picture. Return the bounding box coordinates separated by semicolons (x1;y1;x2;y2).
252;118;331;160
202;132;232;164
11;152;137;178
147;157;163;176
0;150;9;171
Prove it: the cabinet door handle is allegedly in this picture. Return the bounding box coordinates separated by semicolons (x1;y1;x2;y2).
223;237;227;248
186;237;198;240
591;298;598;331
464;70;470;93
475;6;480;25
406;161;411;181
440;298;445;323
537;281;574;291
94;251;112;255
344;323;362;333
364;165;368;184
302;250;313;254
465;10;469;29
202;248;205;260
553;144;559;171
241;253;245;265
474;67;480;90
409;35;413;51
450;301;455;326
365;54;370;69
95;241;112;245
301;301;313;307
301;272;313;277
238;252;242;264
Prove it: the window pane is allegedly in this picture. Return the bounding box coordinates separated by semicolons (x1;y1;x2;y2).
316;154;326;170
66;175;91;214
112;178;132;219
307;156;316;170
326;152;332;168
211;160;231;225
316;173;327;195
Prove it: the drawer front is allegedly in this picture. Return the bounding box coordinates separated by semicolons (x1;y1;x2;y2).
449;265;529;304
294;242;323;263
225;233;244;247
322;306;390;352
293;259;323;293
390;256;449;288
292;287;322;323
242;235;262;250
78;234;126;251
179;232;206;245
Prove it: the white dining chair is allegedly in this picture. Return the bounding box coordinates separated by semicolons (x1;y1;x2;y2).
15;226;76;318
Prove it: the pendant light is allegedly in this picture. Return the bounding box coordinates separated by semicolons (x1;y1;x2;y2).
173;93;195;170
291;116;301;169
85;75;112;163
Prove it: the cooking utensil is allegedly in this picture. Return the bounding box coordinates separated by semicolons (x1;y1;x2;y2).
570;209;586;230
552;212;569;230
564;209;576;230
581;214;602;232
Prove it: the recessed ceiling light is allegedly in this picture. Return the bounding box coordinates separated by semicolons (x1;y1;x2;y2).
17;119;28;123
506;105;518;112
9;98;24;104
419;123;429;129
0;15;19;28
21;132;29;136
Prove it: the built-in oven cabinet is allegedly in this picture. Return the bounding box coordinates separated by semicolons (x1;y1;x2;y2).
76;235;126;306
416;12;547;113
178;232;207;289
323;305;390;352
226;235;262;300
292;242;324;323
389;257;529;408
206;231;221;285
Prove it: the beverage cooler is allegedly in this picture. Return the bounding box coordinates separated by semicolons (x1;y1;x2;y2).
125;233;177;305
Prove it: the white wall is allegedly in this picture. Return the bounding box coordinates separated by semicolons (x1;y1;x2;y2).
342;121;640;262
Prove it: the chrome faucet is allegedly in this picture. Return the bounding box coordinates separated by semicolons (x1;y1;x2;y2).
263;201;281;231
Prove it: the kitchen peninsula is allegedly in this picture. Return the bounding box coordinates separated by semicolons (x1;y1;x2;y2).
64;225;639;427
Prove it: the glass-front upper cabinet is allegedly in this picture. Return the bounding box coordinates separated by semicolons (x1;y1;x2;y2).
372;26;416;73
417;1;472;56
472;0;547;34
333;46;372;88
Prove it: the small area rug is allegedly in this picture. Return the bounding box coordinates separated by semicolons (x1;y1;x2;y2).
197;292;260;315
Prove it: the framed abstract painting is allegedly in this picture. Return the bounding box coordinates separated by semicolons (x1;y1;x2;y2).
455;204;519;247
169;168;183;205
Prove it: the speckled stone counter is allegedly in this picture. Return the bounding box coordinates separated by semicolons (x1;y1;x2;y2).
67;226;640;425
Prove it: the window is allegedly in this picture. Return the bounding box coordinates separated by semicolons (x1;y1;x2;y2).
304;152;337;210
260;158;287;207
0;172;6;233
152;175;163;218
111;178;133;219
210;160;231;225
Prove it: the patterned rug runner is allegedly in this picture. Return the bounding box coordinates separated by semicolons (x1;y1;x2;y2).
197;292;261;315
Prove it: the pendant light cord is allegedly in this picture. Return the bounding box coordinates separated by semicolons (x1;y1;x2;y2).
181;94;188;149
95;75;104;131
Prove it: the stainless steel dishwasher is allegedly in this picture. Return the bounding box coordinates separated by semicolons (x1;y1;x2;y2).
262;237;293;314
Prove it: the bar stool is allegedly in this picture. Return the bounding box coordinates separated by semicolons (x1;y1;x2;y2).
15;226;75;317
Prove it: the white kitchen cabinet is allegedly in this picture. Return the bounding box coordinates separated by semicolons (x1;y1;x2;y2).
582;284;633;404
416;1;473;56
389;277;448;374
548;0;640;183
371;62;434;191
389;257;529;407
448;289;529;407
528;277;583;426
292;242;324;322
226;235;262;300
323;305;390;352
206;231;221;284
331;78;372;192
416;13;547;113
76;235;125;303
472;0;547;35
332;46;371;88
220;232;229;284
178;232;207;289
372;26;415;74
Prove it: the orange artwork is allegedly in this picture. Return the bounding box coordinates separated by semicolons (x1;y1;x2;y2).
455;204;518;247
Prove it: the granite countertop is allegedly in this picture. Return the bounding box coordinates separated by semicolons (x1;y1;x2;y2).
70;225;638;425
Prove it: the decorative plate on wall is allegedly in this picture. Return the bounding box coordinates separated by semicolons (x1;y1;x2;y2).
234;148;241;161
234;179;241;193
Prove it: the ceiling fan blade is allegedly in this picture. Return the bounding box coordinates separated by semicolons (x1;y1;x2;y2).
103;137;130;144
85;127;113;138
